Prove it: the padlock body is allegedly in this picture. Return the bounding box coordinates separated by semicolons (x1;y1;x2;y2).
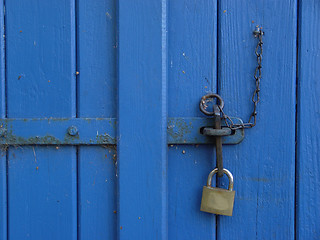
200;186;235;216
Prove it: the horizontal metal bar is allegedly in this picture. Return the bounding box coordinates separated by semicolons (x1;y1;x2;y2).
0;117;244;145
0;118;117;145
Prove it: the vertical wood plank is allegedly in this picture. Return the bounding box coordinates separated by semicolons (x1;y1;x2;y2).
7;147;77;239
168;0;218;117
218;0;297;239
77;0;117;238
0;153;5;240
77;0;117;118
297;1;320;239
78;147;117;239
0;0;6;238
168;1;217;239
6;1;76;118
0;0;4;117
168;146;216;239
118;0;168;238
6;1;77;239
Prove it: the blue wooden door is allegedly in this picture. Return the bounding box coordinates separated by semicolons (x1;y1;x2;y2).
0;0;319;239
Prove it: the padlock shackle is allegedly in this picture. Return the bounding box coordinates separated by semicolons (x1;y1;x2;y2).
207;168;234;191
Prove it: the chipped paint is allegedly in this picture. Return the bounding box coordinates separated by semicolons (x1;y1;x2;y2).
0;118;117;145
0;117;243;145
167;117;244;145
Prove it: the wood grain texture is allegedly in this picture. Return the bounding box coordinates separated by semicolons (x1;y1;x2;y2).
77;0;117;118
6;1;76;118
77;0;117;238
297;1;320;239
168;1;218;239
0;0;6;239
0;0;314;238
117;0;168;238
6;1;77;239
168;0;217;117
7;147;77;239
78;147;117;239
0;154;6;240
168;145;216;239
218;0;297;239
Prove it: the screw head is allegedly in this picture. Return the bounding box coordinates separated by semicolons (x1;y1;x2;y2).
67;126;78;136
253;27;264;37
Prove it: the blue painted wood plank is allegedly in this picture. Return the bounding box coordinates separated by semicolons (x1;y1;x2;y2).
6;1;76;118
77;0;117;118
7;147;77;239
0;0;6;239
118;0;168;238
6;1;77;239
0;0;4;116
78;147;116;239
297;1;320;239
77;0;117;239
168;145;215;239
218;1;297;239
168;0;217;117
0;152;6;240
168;1;217;239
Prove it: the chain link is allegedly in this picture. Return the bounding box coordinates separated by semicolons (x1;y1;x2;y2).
220;27;264;130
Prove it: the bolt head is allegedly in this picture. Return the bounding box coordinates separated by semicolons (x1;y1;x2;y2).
67;126;78;136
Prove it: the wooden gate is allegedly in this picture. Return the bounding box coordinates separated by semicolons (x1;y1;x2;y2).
0;0;319;239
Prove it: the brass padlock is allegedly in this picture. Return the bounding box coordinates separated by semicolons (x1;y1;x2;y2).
200;168;235;216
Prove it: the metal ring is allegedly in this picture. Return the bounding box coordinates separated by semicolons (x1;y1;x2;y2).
199;94;224;116
201;127;232;137
206;168;234;191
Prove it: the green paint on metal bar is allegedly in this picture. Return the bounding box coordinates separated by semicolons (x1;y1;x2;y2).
0;117;244;145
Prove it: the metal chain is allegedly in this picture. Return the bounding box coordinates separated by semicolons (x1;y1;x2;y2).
219;27;264;130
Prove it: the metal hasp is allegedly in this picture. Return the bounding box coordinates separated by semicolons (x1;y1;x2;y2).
197;95;244;144
199;93;244;177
